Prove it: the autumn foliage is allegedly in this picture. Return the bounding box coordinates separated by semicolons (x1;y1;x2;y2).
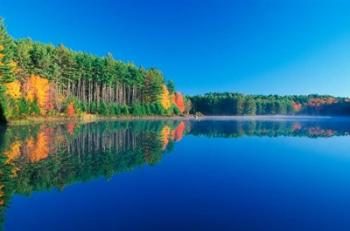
2;125;73;165
1;20;188;121
4;141;21;164
160;85;171;110
26;132;49;163
292;103;302;112
23;75;50;114
2;74;65;117
172;121;185;141
67;122;76;134
4;80;21;99
4;131;49;163
160;122;186;149
160;125;171;149
173;92;185;113
308;97;337;107
66;103;75;117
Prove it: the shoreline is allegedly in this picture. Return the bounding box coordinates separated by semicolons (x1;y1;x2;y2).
6;114;194;126
5;114;350;126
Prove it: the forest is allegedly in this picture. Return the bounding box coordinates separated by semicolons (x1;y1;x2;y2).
0;19;187;122
1;18;350;121
190;93;350;116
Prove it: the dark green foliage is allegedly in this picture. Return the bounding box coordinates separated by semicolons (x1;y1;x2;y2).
190;93;350;116
142;69;164;103
243;97;256;115
0;20;182;121
30;99;40;115
18;98;30;116
170;104;181;115
166;80;175;94
12;39;171;107
97;102;108;115
0;18;16;85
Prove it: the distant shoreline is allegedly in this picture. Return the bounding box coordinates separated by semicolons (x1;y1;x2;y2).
193;115;342;121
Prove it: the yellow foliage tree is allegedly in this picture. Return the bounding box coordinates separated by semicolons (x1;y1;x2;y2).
24;75;50;114
4;80;21;99
160;85;171;110
0;45;3;60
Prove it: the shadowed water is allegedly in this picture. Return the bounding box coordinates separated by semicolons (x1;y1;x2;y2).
1;117;350;230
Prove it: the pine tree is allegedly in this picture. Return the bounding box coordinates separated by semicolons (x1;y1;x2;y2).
0;18;15;86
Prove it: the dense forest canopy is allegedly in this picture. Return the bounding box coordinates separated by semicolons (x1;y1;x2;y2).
189;92;350;116
0;18;188;121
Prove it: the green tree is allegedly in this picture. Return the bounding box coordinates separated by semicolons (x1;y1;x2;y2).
0;18;15;85
143;69;164;103
166;80;175;94
244;97;256;115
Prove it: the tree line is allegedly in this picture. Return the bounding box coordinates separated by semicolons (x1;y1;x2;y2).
0;19;187;121
189;93;350;116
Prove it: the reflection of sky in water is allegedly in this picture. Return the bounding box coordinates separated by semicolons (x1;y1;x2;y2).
1;118;350;231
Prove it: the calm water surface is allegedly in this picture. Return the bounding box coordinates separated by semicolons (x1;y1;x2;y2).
1;117;350;230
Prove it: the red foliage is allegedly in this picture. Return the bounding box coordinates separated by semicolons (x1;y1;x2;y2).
173;121;185;141
308;97;337;107
174;92;185;113
66;103;75;117
67;122;76;135
292;103;302;112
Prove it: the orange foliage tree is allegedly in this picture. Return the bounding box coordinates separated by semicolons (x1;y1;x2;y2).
172;121;186;141
173;92;185;113
23;75;50;114
66;103;75;117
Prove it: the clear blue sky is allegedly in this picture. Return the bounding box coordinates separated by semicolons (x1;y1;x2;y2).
2;0;350;96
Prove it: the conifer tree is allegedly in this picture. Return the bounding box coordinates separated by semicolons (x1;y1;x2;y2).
0;18;15;87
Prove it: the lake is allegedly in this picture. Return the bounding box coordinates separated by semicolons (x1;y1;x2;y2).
1;116;350;230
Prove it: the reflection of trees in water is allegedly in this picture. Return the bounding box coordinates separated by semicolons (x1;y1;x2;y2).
189;119;350;138
0;120;186;229
0;118;348;229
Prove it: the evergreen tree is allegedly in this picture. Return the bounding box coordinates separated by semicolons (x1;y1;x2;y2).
166;80;175;94
0;18;15;86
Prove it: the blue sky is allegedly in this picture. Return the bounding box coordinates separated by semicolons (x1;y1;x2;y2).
2;0;350;96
